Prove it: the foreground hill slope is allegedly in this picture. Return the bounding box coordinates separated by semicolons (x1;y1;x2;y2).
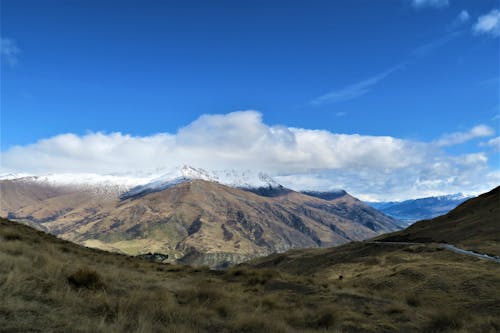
0;178;399;267
2;193;500;333
378;186;499;255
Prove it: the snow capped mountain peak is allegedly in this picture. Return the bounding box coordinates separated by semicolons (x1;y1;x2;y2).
154;165;281;188
121;165;282;199
177;165;213;180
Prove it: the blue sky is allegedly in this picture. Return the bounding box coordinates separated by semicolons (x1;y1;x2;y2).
1;0;499;200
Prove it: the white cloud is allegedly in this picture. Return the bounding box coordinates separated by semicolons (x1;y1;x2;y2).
480;136;500;152
1;111;419;174
310;66;402;105
0;37;20;67
411;0;449;9
457;10;470;23
277;152;496;201
435;125;495;147
1;111;498;201
473;9;500;37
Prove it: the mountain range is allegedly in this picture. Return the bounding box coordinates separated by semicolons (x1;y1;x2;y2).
379;186;499;256
0;166;400;267
366;193;471;225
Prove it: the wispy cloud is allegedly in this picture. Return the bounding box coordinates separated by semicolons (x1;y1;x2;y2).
435;125;495;147
309;4;475;107
311;17;465;107
457;10;470;23
473;9;500;37
478;76;499;86
411;0;449;9
480;136;500;152
447;10;470;30
412;31;461;57
0;37;20;67
310;65;403;106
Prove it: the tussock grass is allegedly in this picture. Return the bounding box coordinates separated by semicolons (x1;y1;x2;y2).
423;311;462;332
67;267;105;290
1;218;499;332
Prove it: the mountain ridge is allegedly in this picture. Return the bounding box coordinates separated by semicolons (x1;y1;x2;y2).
366;193;472;224
0;177;400;267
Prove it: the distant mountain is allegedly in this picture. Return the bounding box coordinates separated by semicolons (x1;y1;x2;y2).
378;186;499;256
366;193;472;225
0;172;400;267
300;190;400;231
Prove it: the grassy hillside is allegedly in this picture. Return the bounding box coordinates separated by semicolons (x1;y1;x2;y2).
378;186;500;256
1;216;499;332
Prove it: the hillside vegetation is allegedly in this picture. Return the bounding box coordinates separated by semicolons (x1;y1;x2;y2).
1;210;499;332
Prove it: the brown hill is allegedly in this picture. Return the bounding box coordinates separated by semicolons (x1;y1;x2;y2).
0;178;399;267
378;186;500;255
2;201;500;333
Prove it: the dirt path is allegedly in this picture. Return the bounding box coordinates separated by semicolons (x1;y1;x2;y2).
439;244;500;264
368;241;500;264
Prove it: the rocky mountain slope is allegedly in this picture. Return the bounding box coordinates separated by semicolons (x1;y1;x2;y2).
0;173;400;267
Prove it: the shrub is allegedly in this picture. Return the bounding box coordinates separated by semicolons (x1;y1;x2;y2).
406;295;420;307
67;267;105;290
386;306;405;315
424;312;462;332
176;284;224;306
3;232;22;241
215;304;230;318
306;310;336;329
233;314;287;333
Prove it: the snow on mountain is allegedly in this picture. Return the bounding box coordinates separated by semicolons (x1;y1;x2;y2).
121;165;282;199
1;166;283;199
0;172;153;198
0;173;33;180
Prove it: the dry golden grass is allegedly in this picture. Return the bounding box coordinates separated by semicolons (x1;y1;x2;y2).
1;217;499;332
